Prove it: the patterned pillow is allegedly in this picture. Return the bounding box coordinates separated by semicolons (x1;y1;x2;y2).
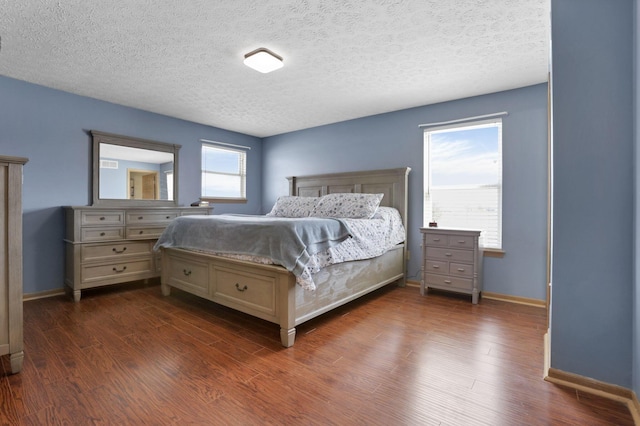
311;193;384;219
266;196;319;217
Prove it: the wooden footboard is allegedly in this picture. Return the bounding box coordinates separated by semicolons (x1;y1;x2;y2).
160;245;404;347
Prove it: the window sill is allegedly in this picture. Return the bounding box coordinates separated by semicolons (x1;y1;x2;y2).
201;197;247;204
482;248;505;258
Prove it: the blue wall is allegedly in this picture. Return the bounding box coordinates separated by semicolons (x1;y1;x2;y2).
634;0;640;400
0;76;262;295
263;84;549;301
551;0;634;388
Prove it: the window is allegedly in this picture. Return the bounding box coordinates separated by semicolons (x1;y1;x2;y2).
423;118;502;249
201;143;247;201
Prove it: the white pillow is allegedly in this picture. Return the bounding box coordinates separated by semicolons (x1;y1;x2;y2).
266;196;319;218
311;193;384;219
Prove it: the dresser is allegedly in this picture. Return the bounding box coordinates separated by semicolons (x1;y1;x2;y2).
420;227;483;304
64;206;211;301
0;155;27;374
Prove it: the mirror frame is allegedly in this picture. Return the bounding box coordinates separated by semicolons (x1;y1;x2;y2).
92;130;181;207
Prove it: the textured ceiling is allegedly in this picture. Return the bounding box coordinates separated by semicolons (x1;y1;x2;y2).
0;0;549;138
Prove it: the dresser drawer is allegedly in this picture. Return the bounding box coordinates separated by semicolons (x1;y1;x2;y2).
425;247;474;263
81;259;153;285
127;211;178;224
81;210;125;226
81;227;125;242
449;262;473;278
424;273;473;291
81;241;153;262
213;266;276;316
166;255;209;296
126;226;167;239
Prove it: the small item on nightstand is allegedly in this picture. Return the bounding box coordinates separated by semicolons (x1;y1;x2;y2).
199;201;210;207
428;221;438;228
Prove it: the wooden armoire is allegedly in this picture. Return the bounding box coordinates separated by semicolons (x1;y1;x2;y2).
0;155;27;374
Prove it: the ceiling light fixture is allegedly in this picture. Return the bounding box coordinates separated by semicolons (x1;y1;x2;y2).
243;48;283;74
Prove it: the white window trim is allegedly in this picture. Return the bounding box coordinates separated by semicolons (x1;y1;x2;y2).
423;118;503;250
201;142;247;202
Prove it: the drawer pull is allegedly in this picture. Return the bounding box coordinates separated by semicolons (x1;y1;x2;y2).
138;216;144;220
432;265;440;269
166;216;171;219
183;269;192;276
457;268;465;272
138;230;144;234
99;216;105;221
445;252;452;257
433;238;441;242
113;266;127;273
235;283;248;292
444;279;452;284
100;232;106;236
457;240;466;244
112;247;127;254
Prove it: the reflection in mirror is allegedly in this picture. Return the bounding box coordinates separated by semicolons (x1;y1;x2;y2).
99;144;174;201
92;131;181;207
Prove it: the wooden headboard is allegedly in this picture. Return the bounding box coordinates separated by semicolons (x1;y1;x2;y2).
287;167;411;232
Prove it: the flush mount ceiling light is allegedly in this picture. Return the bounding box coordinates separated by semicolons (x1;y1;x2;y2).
243;48;283;74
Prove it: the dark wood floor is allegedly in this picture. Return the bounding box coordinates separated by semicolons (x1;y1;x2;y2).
1;280;635;425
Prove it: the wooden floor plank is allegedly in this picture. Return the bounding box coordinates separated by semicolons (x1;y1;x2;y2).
0;282;634;425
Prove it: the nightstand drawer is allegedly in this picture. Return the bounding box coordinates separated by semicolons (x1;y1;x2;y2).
425;247;474;263
449;262;473;278
423;233;448;247
424;273;473;291
448;235;475;248
425;260;448;273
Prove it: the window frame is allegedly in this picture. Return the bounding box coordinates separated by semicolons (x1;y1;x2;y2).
200;142;248;203
423;118;503;252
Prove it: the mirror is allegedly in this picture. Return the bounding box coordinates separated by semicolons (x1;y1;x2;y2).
92;130;181;206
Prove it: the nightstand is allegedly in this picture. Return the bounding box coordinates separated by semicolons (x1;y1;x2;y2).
420;227;483;304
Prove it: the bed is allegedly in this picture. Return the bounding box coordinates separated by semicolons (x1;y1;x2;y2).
156;167;410;347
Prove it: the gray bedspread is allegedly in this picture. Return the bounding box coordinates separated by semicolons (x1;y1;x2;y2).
153;214;352;277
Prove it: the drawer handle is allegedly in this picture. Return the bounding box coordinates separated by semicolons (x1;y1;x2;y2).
139;230;144;234
183;269;192;276
113;266;127;273
100;232;106;236
112;247;127;254
457;268;465;272
433;238;441;242
444;279;452;284
445;252;452;257
166;216;171;219
99;216;105;221
235;283;248;292
432;265;440;269
457;240;466;244
138;216;144;220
